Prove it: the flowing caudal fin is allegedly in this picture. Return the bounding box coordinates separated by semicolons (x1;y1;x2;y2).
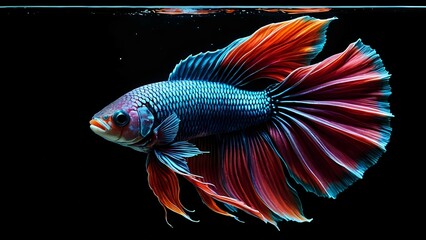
169;16;335;87
267;39;392;198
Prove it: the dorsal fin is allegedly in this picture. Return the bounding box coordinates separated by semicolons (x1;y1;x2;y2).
168;16;336;88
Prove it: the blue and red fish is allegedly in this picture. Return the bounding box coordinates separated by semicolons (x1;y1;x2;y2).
89;16;392;229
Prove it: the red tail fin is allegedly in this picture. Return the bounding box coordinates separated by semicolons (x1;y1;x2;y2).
267;39;392;198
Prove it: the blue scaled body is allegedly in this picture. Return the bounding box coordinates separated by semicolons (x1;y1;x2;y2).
129;80;271;140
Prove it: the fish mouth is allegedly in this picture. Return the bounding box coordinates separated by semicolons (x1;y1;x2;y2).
90;118;111;132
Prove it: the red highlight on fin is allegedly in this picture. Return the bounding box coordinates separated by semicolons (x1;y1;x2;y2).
267;39;392;198
186;133;311;227
187;138;267;222
146;156;197;226
248;131;309;222
221;16;336;84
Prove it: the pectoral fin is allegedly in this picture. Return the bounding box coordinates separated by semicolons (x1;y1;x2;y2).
154;113;180;145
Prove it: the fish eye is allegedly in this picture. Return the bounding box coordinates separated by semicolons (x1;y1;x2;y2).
113;110;130;127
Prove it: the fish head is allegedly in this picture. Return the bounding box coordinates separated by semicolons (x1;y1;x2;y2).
89;94;143;146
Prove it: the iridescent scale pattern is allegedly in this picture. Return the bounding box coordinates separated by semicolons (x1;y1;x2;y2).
128;80;271;140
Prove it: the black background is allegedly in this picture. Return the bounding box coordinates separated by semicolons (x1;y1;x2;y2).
2;5;423;238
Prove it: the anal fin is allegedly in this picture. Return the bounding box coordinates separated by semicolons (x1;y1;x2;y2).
186;131;310;227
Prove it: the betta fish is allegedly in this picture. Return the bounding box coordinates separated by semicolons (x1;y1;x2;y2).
89;16;392;229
